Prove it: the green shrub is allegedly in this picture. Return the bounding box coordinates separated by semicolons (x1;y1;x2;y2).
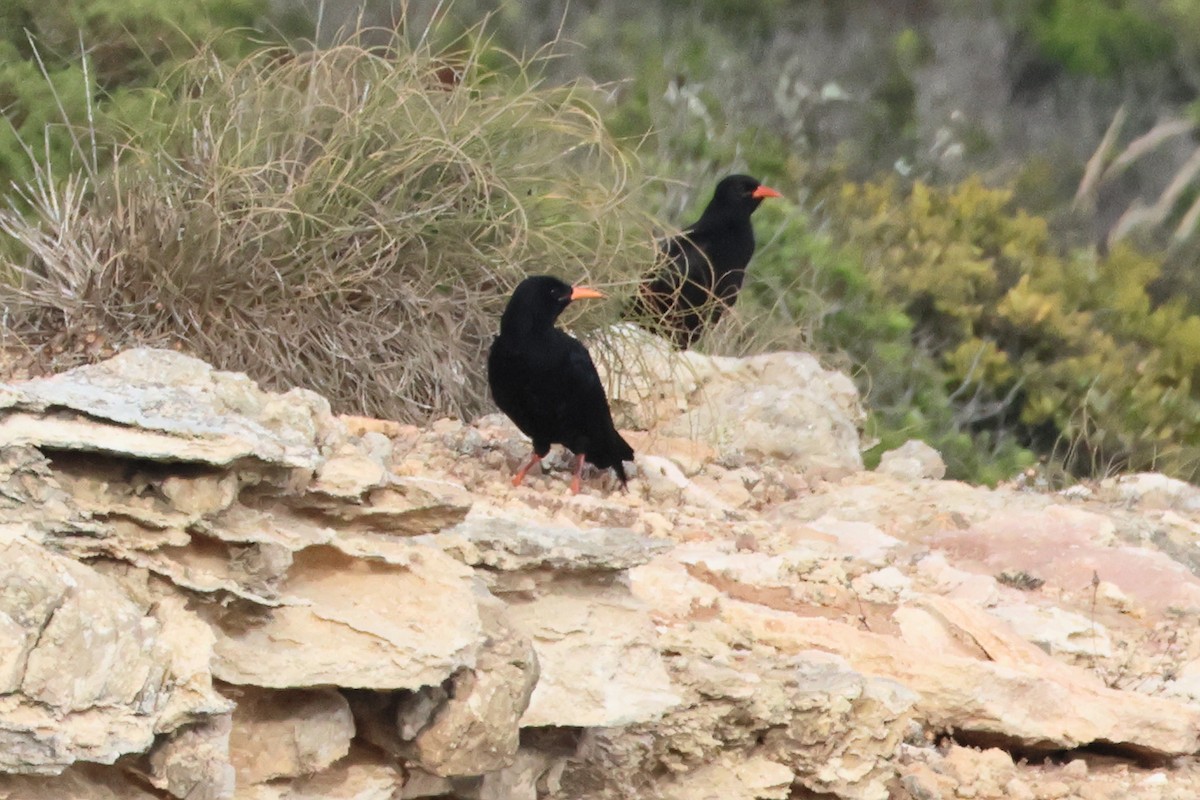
1025;0;1174;77
0;30;660;423
734;198;1035;485
831;176;1200;482
0;0;270;192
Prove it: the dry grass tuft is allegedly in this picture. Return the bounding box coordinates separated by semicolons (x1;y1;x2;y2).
0;26;661;422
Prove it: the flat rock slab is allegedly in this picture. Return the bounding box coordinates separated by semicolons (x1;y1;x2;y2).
0;536;229;775
208;544;481;689
419;517;671;572
506;580;680;728
727;597;1200;759
0;349;326;469
931;505;1200;615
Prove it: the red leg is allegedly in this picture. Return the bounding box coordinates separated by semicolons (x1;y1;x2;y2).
512;452;542;487
570;453;586;495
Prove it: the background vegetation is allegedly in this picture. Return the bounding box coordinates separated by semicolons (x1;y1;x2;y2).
5;0;1200;485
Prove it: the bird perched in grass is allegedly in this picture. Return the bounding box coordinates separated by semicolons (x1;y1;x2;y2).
629;174;782;348
487;275;634;494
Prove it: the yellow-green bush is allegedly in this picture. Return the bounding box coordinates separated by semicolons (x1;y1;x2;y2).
834;176;1200;481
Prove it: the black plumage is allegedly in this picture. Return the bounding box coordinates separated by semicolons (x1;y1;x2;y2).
630;174;782;348
487;275;634;493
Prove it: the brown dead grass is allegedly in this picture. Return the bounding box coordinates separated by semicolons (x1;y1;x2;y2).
0;26;662;422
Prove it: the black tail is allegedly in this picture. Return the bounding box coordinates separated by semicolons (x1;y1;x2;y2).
587;430;634;487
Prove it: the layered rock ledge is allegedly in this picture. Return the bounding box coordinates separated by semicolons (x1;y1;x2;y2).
0;343;1198;800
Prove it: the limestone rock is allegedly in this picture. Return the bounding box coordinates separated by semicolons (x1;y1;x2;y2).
0;349;329;470
620;431;716;475
0;764;162;799
657;756;795;800
227;687;354;784
1099;472;1200;510
940;746;1018;796
421;517;671;573
236;746;403;800
986;602;1113;658
930;505;1200;616
877;440;947;481
207;544;481;689
0;536;229;775
727;595;1200;757
291;471;471;535
146;714;235;800
558;648;916;800
406;594;539;776
7;349;1200;800
591;324;864;476
504;578;680;728
348;590;540;780
0;445;86;539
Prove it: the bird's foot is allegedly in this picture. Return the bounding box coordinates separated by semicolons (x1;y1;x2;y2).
569;453;585;495
512;452;542;487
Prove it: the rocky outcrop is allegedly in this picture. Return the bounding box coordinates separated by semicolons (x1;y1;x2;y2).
1;347;1199;800
592;323;865;478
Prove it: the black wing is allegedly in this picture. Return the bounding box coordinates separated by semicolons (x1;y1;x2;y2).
633;230;722;348
488;336;551;453
558;332;633;470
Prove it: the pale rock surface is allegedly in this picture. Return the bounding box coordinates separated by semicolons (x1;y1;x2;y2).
0;535;229;775
227;687;353;784
657;756;795;800
421;514;679;729
556;643;917;800
472;747;562;800
0;348;329;469
986;602;1114;657
930;504;1200;616
1100;472;1200;510
418;516;671;572
206;544;482;690
146;713;235;800
877;439;947;480
237;747;404;800
4;349;1200;800
591;323;864;476
504;578;680;727
726;595;1200;756
0;764;163;799
404;593;539;776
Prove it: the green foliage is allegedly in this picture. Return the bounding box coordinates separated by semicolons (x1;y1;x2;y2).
0;0;269;192
736;197;1036;485
830;176;1200;482
1027;0;1174;77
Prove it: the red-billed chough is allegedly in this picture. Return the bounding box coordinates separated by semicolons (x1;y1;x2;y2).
487;275;634;494
630;174;782;348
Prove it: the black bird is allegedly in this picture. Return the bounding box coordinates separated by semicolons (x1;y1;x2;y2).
487;275;634;494
630;174;782;348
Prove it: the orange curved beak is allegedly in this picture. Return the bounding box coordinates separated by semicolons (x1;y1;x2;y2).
570;286;606;301
752;185;783;199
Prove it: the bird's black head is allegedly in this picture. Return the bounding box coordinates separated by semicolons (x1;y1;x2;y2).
499;275;605;336
708;174;784;216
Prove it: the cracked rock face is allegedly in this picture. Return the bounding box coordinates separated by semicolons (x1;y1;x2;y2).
3;348;1200;800
0;535;231;775
591;324;865;478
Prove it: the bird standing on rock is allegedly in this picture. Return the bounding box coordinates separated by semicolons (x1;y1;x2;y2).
487;275;634;494
629;174;782;349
